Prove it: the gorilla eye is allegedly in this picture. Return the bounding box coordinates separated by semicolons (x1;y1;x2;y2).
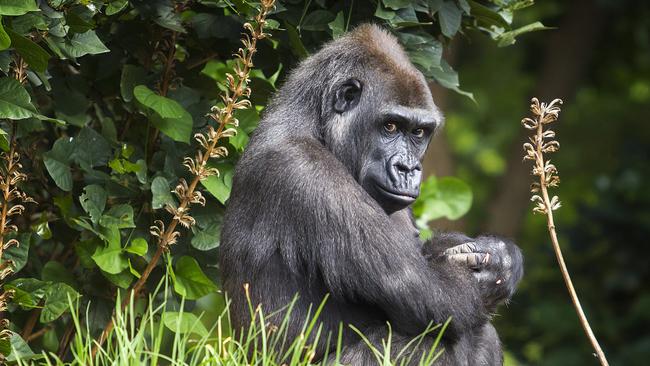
413;128;425;137
384;122;397;133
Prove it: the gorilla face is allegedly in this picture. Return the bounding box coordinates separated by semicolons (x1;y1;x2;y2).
331;77;441;214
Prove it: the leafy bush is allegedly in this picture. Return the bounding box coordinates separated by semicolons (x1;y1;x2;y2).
0;0;542;361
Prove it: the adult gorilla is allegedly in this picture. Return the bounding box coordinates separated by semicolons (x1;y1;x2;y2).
220;24;523;365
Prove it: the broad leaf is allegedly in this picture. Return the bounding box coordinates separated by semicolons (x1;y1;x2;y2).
150;109;193;143
47;31;110;59
4;277;47;309
496;22;551;47
3;232;30;272
201;163;233;204
0;0;39;16
92;235;128;274
0;76;38;120
126;237;148;256
0;18;10;50
120;65;147;102
3;331;35;362
191;223;220;251
439;0;463;38
172;256;218;300
162;311;208;337
40;283;80;323
99;204;135;229
134;85;186;119
6;27;49;72
151;176;175;209
79;184;107;224
43;138;74;191
413;176;473;222
41;261;76;288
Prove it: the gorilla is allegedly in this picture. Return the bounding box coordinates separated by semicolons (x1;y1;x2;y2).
220;24;523;365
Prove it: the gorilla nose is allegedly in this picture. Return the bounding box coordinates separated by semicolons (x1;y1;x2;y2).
388;155;422;190
394;159;421;174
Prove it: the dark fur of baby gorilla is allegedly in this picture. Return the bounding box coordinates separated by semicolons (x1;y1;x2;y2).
220;24;524;365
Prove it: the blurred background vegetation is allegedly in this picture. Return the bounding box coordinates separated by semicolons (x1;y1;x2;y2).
428;1;650;365
0;0;647;364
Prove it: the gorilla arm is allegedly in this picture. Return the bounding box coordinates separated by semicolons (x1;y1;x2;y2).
249;137;488;339
423;233;524;312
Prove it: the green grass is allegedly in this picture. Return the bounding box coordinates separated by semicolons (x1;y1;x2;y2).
9;278;446;365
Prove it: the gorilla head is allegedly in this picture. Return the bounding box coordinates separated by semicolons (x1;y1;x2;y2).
314;25;444;213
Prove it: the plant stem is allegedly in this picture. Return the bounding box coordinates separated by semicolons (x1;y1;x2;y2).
532;107;609;366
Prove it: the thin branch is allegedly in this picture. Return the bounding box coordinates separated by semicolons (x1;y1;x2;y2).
522;97;609;366
91;0;275;356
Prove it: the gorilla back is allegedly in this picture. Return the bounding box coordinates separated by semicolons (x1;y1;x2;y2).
220;24;522;365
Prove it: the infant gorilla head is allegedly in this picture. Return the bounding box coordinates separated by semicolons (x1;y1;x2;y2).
220;24;522;365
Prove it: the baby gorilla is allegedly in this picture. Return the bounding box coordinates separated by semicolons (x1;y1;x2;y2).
220;24;523;365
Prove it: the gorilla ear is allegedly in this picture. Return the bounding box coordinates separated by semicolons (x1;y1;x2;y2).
333;79;362;113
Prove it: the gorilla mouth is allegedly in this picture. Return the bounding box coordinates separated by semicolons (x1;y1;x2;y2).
375;184;419;203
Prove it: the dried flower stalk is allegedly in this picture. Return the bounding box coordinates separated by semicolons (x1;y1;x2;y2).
93;0;275;354
522;97;609;366
0;56;35;343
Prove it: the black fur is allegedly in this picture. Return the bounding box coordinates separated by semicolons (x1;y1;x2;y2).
220;24;523;365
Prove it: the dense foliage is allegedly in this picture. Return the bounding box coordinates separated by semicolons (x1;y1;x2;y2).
0;0;548;363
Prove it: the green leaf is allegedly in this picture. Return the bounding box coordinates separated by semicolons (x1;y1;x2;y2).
467;0;508;28
4;278;46;309
191;223;220;251
47;31;110;59
43;138;74;191
41;261;76;288
285;22;308;59
3;332;35;362
6;27;49;72
0;18;10;51
495;21;551;47
74;127;112;168
173;256;218;300
102;269;134;288
439;1;462;38
301;10;336;32
79;185;107;224
99;204;135;229
75;239;99;269
31;220;51;239
382;0;412;10
0;128;8;151
120;65;147;102
0;0;39;16
150;109;193;143
134;85;186;119
413;176;473;224
107;0;129;16
126;237;148;256
201;163;233;204
0;76;38;120
328;11;345;39
162;311;208;337
3;233;30;272
40;283;80;323
151;176;175;210
92;236;128;274
429;59;474;101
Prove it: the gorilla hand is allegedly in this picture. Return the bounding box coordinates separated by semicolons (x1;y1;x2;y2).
444;236;523;312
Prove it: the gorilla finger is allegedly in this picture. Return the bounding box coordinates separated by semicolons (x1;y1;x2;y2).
443;242;477;255
447;252;490;269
